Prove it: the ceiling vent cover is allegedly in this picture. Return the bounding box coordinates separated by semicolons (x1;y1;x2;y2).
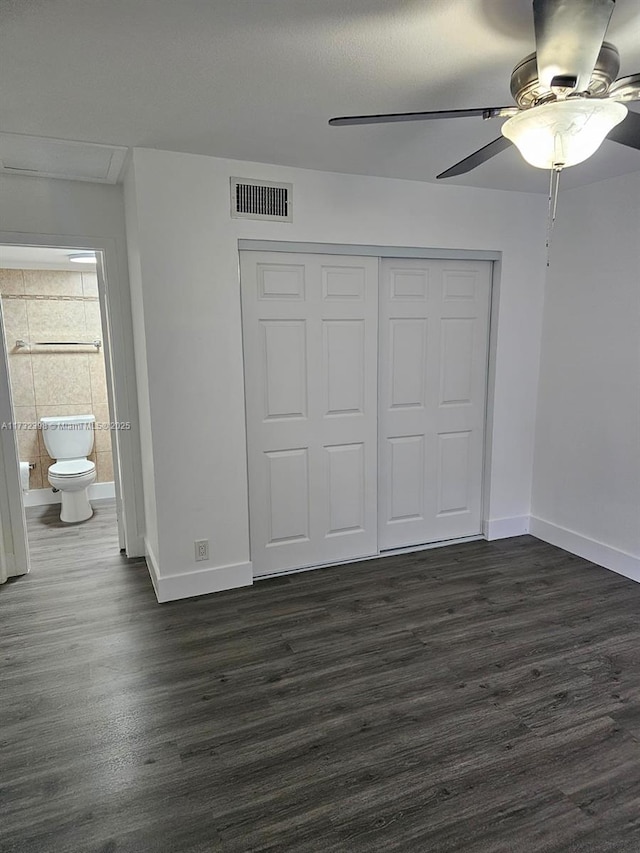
231;178;292;221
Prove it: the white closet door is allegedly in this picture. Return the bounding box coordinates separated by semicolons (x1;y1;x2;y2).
241;251;379;577
379;258;491;549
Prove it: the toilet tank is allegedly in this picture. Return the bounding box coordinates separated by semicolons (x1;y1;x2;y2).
40;415;95;460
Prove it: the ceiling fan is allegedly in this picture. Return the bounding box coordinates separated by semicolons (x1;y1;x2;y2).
329;0;640;180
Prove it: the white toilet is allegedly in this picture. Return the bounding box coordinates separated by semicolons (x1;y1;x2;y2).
40;415;97;523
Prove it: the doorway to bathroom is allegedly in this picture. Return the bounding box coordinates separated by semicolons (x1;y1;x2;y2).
0;244;124;576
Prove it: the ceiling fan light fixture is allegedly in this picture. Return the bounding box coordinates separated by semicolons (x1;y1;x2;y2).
501;98;627;169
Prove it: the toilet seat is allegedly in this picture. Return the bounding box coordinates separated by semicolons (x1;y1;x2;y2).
49;459;96;478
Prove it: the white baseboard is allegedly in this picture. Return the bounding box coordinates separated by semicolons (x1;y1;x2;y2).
529;516;640;583
90;482;116;501
141;515;639;603
143;540;253;603
22;481;116;507
144;540;162;600
23;488;61;507
483;516;530;540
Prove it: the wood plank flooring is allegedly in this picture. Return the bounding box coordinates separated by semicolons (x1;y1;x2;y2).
1;500;639;852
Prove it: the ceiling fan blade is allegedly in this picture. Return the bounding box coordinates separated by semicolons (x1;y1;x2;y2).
608;73;640;103
607;109;640;150
533;0;615;91
328;107;515;126
436;136;513;179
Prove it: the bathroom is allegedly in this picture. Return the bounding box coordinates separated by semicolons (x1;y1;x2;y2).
0;246;119;561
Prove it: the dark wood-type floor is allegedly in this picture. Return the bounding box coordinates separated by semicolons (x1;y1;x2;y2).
1;501;639;853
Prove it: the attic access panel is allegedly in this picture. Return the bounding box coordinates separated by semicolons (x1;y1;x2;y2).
0;133;127;183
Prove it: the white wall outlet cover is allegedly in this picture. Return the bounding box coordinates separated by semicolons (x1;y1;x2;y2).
195;539;209;562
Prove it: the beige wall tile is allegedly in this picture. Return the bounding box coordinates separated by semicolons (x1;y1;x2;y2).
13;404;37;428
84;301;104;340
8;354;35;406
26;299;87;341
36;403;96;457
92;404;113;453
32;353;92;407
82;272;99;297
29;461;44;490
1;298;29;343
96;450;114;483
17;429;40;466
38;456;52;487
13;405;39;461
35;404;95;419
23;270;83;297
0;270;25;295
89;353;108;405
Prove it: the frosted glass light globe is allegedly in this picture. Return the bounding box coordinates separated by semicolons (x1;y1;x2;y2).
501;99;628;169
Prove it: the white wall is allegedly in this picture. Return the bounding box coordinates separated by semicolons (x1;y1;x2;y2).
125;148;548;600
531;171;640;581
0;173;145;556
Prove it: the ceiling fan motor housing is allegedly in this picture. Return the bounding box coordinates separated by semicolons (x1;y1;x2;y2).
510;42;620;106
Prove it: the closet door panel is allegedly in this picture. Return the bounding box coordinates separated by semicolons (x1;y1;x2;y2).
379;258;491;549
242;252;378;576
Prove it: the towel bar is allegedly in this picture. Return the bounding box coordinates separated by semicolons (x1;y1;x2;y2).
15;339;101;350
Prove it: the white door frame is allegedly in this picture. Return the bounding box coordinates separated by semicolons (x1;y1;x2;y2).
238;239;503;563
0;301;29;582
0;231;145;574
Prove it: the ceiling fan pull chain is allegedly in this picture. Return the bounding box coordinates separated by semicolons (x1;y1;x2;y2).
546;166;562;267
552;164;562;221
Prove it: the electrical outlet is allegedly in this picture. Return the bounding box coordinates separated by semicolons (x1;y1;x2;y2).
195;539;209;562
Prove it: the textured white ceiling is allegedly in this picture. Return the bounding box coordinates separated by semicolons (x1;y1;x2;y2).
1;0;639;193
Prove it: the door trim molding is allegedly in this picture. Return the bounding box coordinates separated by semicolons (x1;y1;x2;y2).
481;258;500;547
0;300;29;582
238;239;502;262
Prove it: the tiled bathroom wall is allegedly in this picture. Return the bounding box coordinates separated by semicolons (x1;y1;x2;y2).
0;268;114;489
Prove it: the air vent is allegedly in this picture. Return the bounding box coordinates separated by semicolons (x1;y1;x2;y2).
231;178;292;222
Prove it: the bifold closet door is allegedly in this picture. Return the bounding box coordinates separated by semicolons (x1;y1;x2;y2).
240;252;379;577
379;258;491;550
